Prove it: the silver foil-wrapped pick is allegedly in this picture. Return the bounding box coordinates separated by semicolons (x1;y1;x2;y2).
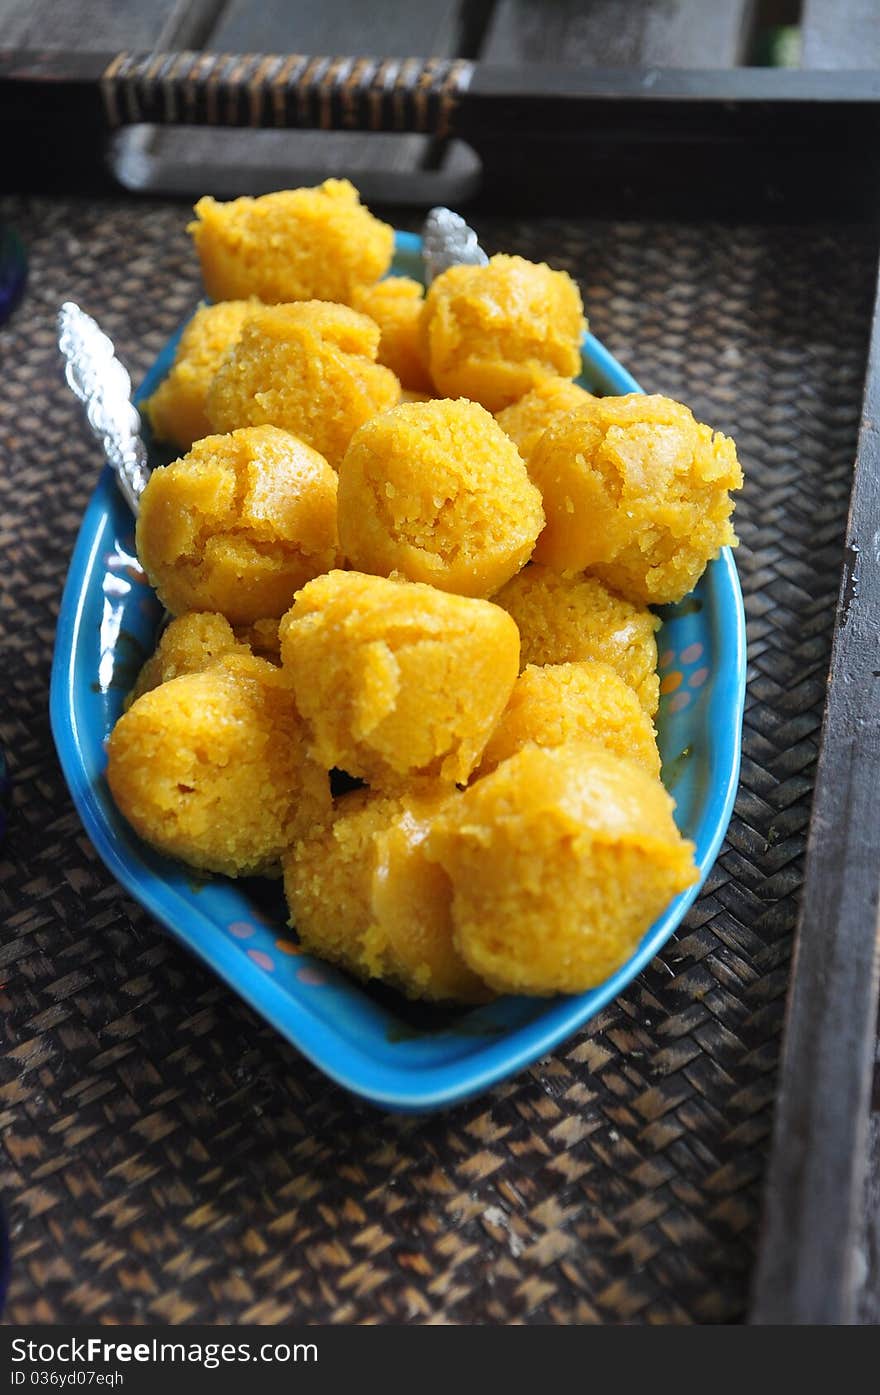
58;301;151;515
421;206;488;284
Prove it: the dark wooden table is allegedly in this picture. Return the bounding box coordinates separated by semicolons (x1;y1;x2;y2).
2;0;880;1327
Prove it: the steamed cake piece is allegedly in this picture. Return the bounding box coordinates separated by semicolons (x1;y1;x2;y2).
126;612;248;709
529;394;743;603
207;301;400;468
495;377;595;466
351;276;432;393
143;300;253;451
338;399;544;598
136;425;340;624
279;570;520;786
494;565;660;715
421;254;586;412
478;661;660;778
284;786;488;1002
189;180;394;304
427;742;698;996
107;654;330;878
233;616;281;662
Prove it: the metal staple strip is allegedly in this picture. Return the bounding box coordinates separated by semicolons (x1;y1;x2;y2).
319;56;354;132
270;54;307;128
100;52;128;128
369;58;401;134
439;59;475;140
248;54;284;129
342;57;378;131
223;53;258;127
161;51;198;127
182;50;218;126
393;57;422;133
296;55;331;130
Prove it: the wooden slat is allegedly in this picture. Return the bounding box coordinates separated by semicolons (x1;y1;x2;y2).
750;263;880;1325
480;0;756;67
152;0;229;53
211;0;462;53
859;1107;880;1322
802;0;880;69
0;0;181;48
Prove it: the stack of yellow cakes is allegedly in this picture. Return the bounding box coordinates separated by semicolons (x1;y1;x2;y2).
107;179;743;1002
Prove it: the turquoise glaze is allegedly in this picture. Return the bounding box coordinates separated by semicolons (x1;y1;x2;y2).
50;231;746;1111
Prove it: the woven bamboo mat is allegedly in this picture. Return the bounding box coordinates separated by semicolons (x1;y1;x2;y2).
0;195;876;1325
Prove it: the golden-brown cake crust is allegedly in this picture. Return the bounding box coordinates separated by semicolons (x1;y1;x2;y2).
136;425;340;624
189;181;394;304
337;398;544;598
279;569;520;788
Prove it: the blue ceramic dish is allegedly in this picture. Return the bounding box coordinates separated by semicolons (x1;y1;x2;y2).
50;231;746;1112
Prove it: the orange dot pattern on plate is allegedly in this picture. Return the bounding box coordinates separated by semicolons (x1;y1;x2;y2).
660;671;683;695
297;965;327;986
659;638;709;716
225;925;322;982
229;920;256;939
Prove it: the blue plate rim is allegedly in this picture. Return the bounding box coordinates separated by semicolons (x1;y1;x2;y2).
49;231;746;1112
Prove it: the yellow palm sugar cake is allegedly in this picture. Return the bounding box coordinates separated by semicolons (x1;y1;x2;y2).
338;398;544;598
143;300;253;451
494;564;660;715
233;616;281;662
207;301;400;469
478;661;660;778
125;612;250;709
427;742;698;996
529;393;743;604
279;570;520;787
421;254;585;412
495;377;595;466
284;786;487;1003
351;276;433;393
136;425;339;624
107;654;330;879
189;180;394;304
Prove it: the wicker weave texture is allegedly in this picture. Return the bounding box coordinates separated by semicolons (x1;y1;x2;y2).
0;196;875;1324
